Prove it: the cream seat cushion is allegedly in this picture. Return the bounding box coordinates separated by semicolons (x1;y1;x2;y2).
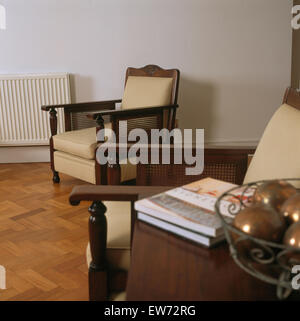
54;151;136;184
53;123;112;160
53;124;136;184
86;201;131;271
54;151;96;184
121;76;173;109
244;104;300;187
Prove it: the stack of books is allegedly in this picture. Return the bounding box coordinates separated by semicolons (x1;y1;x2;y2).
135;178;240;247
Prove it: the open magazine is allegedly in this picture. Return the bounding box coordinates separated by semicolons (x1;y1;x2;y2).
163;177;252;218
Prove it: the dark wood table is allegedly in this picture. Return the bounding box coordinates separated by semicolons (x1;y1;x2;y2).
126;216;300;301
70;185;300;301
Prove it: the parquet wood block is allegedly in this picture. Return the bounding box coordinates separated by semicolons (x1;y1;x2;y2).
0;163;90;301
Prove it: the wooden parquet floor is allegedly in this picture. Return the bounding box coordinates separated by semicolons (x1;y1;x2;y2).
0;163;92;301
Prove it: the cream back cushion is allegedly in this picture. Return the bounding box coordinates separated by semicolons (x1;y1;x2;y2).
121;76;173;109
244;104;300;186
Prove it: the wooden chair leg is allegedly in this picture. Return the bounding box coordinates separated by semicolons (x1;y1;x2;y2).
89;268;108;301
88;201;108;301
107;163;121;185
52;171;60;183
95;157;107;185
49;138;60;184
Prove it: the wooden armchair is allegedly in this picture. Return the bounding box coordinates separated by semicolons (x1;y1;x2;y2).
68;87;300;301
69;145;255;301
41;65;180;185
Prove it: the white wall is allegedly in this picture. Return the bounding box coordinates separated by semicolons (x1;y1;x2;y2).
0;0;293;145
292;0;300;88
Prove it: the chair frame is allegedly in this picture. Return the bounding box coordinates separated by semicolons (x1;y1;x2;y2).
282;87;300;110
41;64;180;185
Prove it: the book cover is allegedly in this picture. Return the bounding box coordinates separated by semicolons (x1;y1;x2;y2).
135;177;253;237
138;212;225;247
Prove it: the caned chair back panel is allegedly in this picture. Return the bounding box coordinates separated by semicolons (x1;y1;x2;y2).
115;114;163;138
65;112;111;131
71;113;97;130
137;163;245;186
136;147;249;186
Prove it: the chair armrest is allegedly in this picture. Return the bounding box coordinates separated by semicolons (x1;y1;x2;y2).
69;184;171;301
204;146;256;155
88;104;179;119
42;99;121;136
69;185;171;205
41;99;122;113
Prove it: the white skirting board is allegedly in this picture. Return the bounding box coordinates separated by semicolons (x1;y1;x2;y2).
0;146;50;163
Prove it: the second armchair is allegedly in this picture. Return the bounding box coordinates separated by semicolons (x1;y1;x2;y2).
42;65;180;185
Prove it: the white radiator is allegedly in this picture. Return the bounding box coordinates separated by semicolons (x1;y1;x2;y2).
0;73;70;146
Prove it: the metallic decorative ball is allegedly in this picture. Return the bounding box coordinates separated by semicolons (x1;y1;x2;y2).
233;205;286;243
253;180;297;211
283;222;300;249
283;222;300;264
280;193;300;225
